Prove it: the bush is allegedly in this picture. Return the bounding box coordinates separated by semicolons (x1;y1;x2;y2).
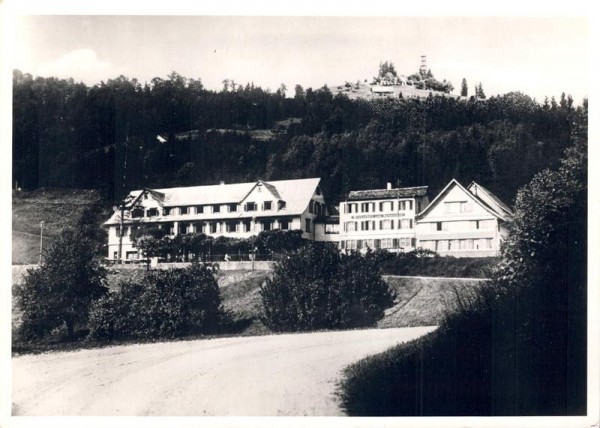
379;252;498;278
260;243;394;331
88;263;222;340
14;228;108;341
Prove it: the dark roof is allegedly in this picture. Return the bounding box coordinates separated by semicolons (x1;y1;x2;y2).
347;186;428;201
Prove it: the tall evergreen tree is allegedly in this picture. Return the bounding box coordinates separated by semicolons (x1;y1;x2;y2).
461;78;468;97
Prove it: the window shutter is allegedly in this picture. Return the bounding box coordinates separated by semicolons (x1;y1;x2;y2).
379;220;383;230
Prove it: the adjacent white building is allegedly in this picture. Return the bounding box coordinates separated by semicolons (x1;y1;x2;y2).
103;178;331;261
415;179;513;257
338;183;430;252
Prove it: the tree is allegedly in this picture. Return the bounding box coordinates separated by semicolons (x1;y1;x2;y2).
461;78;468;97
88;263;223;340
476;82;486;99
260;243;394;331
490;101;587;414
15;228;108;340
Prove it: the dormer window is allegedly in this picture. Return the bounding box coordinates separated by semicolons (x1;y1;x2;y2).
147;208;158;217
245;202;257;212
196;205;204;214
180;206;188;215
278;200;286;210
132;208;144;218
163;207;171;216
228;203;238;212
213;205;221;213
263;201;272;211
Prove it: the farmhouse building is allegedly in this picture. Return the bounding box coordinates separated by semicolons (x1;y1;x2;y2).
338;183;430;252
415;179;513;257
103;178;331;260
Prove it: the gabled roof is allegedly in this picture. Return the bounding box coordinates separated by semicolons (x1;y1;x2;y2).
467;182;513;218
127;188;165;208
347;186;428;201
104;178;322;225
415;179;511;222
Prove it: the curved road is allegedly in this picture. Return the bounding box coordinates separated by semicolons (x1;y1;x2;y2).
13;326;436;416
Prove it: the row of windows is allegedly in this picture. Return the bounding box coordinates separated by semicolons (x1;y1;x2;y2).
420;238;494;251
344;200;417;214
308;200;326;216
115;218;295;237
443;201;473;214
341;237;415;250
131;200;287;219
422;219;496;232
344;219;413;232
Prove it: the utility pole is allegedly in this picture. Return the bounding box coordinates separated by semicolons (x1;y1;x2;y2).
39;221;44;265
117;123;130;264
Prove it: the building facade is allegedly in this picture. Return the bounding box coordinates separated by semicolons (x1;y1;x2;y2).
415;179;512;257
338;184;430;253
103;178;330;260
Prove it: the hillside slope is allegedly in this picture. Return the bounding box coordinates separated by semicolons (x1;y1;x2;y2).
12;188;108;265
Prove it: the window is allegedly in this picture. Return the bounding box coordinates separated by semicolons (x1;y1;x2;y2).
380;201;393;212
417;201;422;213
305;218;311;233
278;200;286;210
143;193;148;200
279;219;290;230
263;201;272;211
381;238;393;249
365;239;375;249
147;208;158;217
399;201;412;211
361;202;370;213
213;205;221;213
444;201;470;214
180;223;189;234
242;220;251;232
209;222;217;234
309;200;315;214
245;202;257;211
228;204;238;213
132;208;144;218
226;221;237;233
325;223;338;234
400;219;412;229
436;222;443;231
346;240;357;250
163;207;172;216
374;239;381;250
346;222;356;232
196;205;204;214
381;220;393;230
262;220;272;231
180;206;188;215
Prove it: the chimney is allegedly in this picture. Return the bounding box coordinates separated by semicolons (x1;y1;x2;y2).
220;181;225;185
387;182;392;190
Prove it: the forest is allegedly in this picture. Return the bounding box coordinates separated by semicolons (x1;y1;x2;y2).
13;69;582;205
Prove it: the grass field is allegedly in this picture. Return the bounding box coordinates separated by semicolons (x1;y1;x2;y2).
12;188;107;265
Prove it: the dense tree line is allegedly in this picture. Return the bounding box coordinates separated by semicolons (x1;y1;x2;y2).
13;69;580;205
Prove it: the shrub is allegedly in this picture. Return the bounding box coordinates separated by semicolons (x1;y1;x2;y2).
379;252;498;278
14;228;108;341
88;263;222;340
260;243;394;331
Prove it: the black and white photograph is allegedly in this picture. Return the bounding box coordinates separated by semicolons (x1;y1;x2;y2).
2;1;598;427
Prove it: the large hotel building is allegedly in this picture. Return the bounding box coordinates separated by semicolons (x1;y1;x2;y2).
338;184;429;253
104;177;512;260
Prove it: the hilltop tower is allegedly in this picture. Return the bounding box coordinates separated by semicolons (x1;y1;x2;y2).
420;55;427;76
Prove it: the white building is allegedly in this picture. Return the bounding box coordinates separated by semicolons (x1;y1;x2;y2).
338;183;430;252
415;179;513;257
103;178;331;261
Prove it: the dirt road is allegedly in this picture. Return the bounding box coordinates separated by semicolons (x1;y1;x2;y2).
12;326;435;416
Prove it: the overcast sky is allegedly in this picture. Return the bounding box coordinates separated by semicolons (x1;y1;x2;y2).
10;15;589;102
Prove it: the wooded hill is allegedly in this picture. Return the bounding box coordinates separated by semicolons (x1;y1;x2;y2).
13;70;582;206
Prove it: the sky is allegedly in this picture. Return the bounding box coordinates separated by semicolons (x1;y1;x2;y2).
10;15;590;102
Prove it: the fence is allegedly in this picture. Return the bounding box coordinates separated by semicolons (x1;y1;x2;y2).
104;253;287;266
